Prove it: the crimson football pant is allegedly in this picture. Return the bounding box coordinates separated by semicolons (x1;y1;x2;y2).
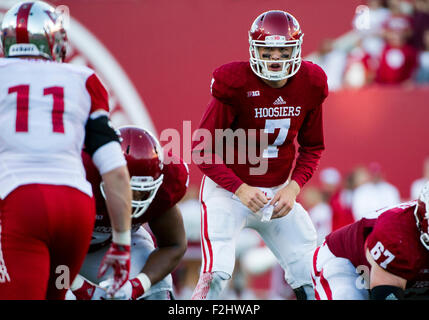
0;184;95;300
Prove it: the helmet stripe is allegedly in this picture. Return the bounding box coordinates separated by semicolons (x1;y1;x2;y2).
15;2;34;44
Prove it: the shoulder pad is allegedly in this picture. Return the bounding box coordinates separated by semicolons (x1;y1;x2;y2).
211;61;249;103
61;62;95;79
300;61;329;104
366;205;422;279
162;153;189;205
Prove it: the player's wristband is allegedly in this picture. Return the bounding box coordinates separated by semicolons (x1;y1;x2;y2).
112;229;131;246
70;275;96;300
70;274;85;291
137;273;151;293
130;273;151;300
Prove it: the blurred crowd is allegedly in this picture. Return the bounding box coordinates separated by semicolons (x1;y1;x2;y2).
172;156;429;299
313;0;429;90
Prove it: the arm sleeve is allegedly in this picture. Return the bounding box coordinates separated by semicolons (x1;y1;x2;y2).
290;103;325;188
84;73;126;174
91;141;126;175
192;97;244;194
86;73;110;113
291;64;328;188
366;215;419;281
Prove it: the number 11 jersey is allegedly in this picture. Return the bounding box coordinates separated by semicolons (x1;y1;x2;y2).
0;58;109;199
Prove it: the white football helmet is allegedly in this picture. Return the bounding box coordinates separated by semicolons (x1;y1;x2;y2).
1;1;67;61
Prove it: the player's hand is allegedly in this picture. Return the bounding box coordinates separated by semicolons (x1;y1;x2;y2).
99;277;145;300
97;242;131;297
70;279;107;300
234;183;270;213
269;180;300;219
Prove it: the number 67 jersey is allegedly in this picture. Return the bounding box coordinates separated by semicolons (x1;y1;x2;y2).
0;57;108;199
322;201;429;293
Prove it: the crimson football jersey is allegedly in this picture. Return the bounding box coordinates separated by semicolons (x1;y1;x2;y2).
82;150;189;246
326;217;376;270
366;201;429;286
327;201;429;289
192;60;328;193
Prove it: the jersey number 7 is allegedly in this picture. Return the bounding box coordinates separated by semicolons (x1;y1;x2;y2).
263;118;290;158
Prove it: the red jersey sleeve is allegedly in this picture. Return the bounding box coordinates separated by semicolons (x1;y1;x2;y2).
191;62;250;194
85;73;109;114
192;96;244;194
291;64;328;188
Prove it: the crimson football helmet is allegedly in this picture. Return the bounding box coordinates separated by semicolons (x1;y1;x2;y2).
414;181;429;250
101;126;164;218
1;1;67;62
249;10;303;81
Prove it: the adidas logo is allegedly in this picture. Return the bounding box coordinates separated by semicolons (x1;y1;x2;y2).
273;96;286;105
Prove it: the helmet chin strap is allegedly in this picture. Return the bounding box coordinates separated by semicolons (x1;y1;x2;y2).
249;42;302;81
100;173;164;219
131;200;150;218
260;61;291;80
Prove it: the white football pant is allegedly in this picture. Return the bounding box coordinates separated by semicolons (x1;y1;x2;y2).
193;175;317;299
311;241;369;300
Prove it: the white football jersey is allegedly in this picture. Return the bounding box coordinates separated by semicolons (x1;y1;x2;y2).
0;58;109;199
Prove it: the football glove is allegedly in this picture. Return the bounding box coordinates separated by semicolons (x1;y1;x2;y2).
70;276;107;300
100;277;145;300
97;242;131;297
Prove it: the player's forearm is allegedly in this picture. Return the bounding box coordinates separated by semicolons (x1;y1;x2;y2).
140;244;187;285
290;146;324;188
101;165;132;233
287;179;301;196
197;156;244;194
192;96;241;192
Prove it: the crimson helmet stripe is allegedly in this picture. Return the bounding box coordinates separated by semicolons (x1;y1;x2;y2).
15;2;34;44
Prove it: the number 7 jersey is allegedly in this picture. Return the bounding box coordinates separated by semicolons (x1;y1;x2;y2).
0;58;109;199
192;60;328;193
